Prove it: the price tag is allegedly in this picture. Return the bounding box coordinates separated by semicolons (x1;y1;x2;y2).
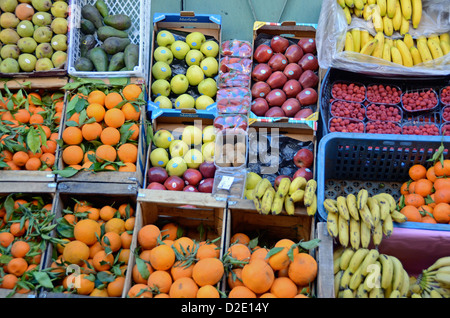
217;176;234;190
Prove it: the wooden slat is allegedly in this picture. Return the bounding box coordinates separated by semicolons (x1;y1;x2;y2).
316;222;335;298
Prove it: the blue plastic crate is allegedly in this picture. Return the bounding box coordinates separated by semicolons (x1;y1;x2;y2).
316;132;450;231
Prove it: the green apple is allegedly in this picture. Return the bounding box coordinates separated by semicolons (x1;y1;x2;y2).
200;57;218;77
200;40;219;58
150;148;169;168
244;189;254;200
195;95;215;110
154;95;172;109
184;148;204;169
186;31;206;50
153;129;174;149
170;40;190;60
170;74;189;95
174;94;195;109
166;157;188;177
202;125;216;143
197;78;217;98
182;125;203;146
152;61;172;80
185;65;204;86
169;139;189;158
246;172;263;190
201;141;215;162
151;79;171;97
185;49;204;66
157;30;175;47
153;46;173;64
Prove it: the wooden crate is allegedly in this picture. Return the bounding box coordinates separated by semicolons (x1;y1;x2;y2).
315;222;334;298
122;189;227;297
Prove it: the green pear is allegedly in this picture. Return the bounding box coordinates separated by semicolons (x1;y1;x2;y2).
166;156;188;177
31;0;52;12
169;139;189;158
51;50;67;68
0;12;20;28
246;172;263;190
156;30;175;47
197;78;217;98
185;49;204;66
170;74;189;95
51;0;68;18
1;44;20;59
154;95;172;109
202;125;216;143
185;64;204;86
16;20;35;37
151;79;171;97
51;34;67;51
153;129;174;149
18;53;37;72
35;57;53;71
35;42;53;58
184;148;204;169
150;147;169;168
151;61;171;80
50;17;68;34
0;29;20;44
170;40;190;60
153;46;173;64
0;0;18;12
0;58;20;73
186;31;205;50
32;11;52;26
17;37;37;53
174;94;195;109
200;56;218;77
200;40;219;58
182;125;203;146
33;26;53;43
195;95;214;110
201;141;215;162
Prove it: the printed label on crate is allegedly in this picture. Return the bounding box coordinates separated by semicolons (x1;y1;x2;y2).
153;13;222;25
217;175;235;190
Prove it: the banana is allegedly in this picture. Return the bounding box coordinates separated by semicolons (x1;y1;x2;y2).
334;270;344;296
411;0;422;28
382;42;392;61
391;210;407;223
324;198;339;214
400;269;410;297
428;34;440;43
357;189;369;210
417;38;434;61
399;16;409;35
382;213;394;237
354;7;364;18
337;196;350;220
351;28;361;52
360;218;372;248
359;204;375;229
354;0;365;9
363;4;375;20
349;262;365;290
369;287;385;298
391;45;403;65
340;248;356;271
428;38;444;59
346;194;360;220
338;213;350;248
276;178;291;199
356;283;369;298
368;0;377;3
367;197;381;226
349;217;361;250
403;33;414;48
360;38;378;55
289;176;307;194
411;293;422;298
383;16;394;36
400;0;412;20
348;248;370;274
386;0;396;18
380;193;396;213
360;29;371;48
284;195;295;215
440;33;450;44
373;195;390;220
345;32;355;52
343;6;352;25
337;0;346;8
392;1;402;31
271;195;284;215
345;0;355;7
254;178;271;200
359;249;380;276
363;260;381;292
261;186;276;215
435;273;450;286
396;39;414;67
306;194;317;216
303;179;317;207
385;37;394;47
390;255;404;291
441;40;450;56
372;9;384;33
290;189;305;203
372;220;383;247
379;254;394;289
334;245;345;260
437;266;450;275
377;0;387;16
389;290;401;298
327;211;340;238
339;267;353;290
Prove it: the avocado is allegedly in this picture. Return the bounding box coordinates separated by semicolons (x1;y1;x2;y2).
74;57;94;71
88;47;108;71
80;19;96;35
95;0;109;18
124;43;139;71
81;4;103;29
101;36;130;55
103;14;131;30
97;26;128;42
80;34;96;58
108;52;125;71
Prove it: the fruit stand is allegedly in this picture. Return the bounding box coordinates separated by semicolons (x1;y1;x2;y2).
0;0;449;302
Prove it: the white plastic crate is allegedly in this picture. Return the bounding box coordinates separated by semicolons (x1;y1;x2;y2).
67;0;150;80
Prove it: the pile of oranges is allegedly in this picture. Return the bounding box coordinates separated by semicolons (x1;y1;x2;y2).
399;159;450;224
48;199;136;297
0;89;63;171
224;232;317;298
60;83;144;173
0;194;57;295
127;222;224;298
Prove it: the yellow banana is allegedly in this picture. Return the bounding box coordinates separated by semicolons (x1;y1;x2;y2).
338;213;349;247
391;210;407;223
261;186;275;215
441;40;450;56
440;33;450;45
345;31;355;52
367;197;381;226
360;38;378;55
410;46;422;64
360;219;371;248
254;178;271;200
348;248;370;274
345;0;355;7
363;4;375;20
334;270;344;296
403;33;414;48
356;283;369;298
303;179;317;207
276;178;291;199
428;38;444;59
382;213;394;237
383;15;394;36
290;189;305;203
346;194;360;220
400;0;412;20
341;288;355;298
253;196;263;214
373;195;390;220
363;260;381;292
386;0;396;18
324;198;339;214
385;37;394;47
429;34;440;44
351;28;361;52
372;220;383;247
360;249;380;276
417;38;433;62
284;195;295;215
360;29;371;48
389;290;401;298
372;9;384;33
392;1;402;31
306;194;317;216
379;193;396;213
349;217;361;250
390;255;404;291
379;254;394;290
411;0;422;28
339;267;353;290
271;195;284;215
400;16;409;35
344;6;352;25
349;262;365;290
337;196;350;220
359;204;375;229
400;269;410;297
337;0;346;8
354;0;365;9
357;189;369;210
396;39;414;67
377;0;387;16
368;0;377;3
289;176;307;194
427;256;450;272
391;45;403;65
354;7;364;18
382;42;392;61
340;248;356;271
327;211;339;238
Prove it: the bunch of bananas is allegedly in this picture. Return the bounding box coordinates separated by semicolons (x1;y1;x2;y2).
338;0;422;34
249;176;318;216
325;190;407;249
334;246;410;298
345;29;450;65
409;256;450;298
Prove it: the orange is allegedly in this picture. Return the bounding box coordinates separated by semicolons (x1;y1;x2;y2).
169;277;198;298
67;112;80;125
118;203;135;218
170;260;194;281
132;262;153;284
86;103;106;122
5;161;20;171
409;164;427;181
287;252;318;286
148;244;176;271
124;217;135;231
81;122;103;141
121;103;141;121
147;270;173;294
76;274;96;295
137;224;161;250
434;188;450;204
29;113;44;125
228;285;257;298
400;205;422;222
434;178;450;191
7;257;28;276
427;166;437;182
404;193;425;208
99;205;117;222
105;92;123;110
54;101;64;113
62;145;84;166
41;153;55;167
107;276;125;297
413;178;433;197
0;232;14;248
422;215;437;224
160;222;181;241
100;127;121;146
127;123;140;140
92;250;114;271
1;274;18;289
230;232;250;246
88;90;106;106
90;288;109;297
250;247;270;263
12;151;29;167
73;219;101;245
95;144;117;163
268;239;299;271
41;140;57;154
172;237;195;257
117;143;138;163
10;240;30;258
120;231;133;249
100;231;122;252
25;157;42;170
242;259;275;294
62;126;83;145
118;248;130;264
227;243;251;263
122;84;142;101
104;108;125;128
196;243;220;260
192;257;224;287
27;92;41;106
418;205;433;217
227;268;244;289
400;182;410;195
14;109;30;123
104;217;126;235
127;283;152;298
88;241;103;259
434;159;450;177
433;203;450;223
270;277;297;298
197;284;220;298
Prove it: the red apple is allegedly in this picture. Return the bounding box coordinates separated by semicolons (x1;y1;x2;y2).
183;185;199;192
282;79;303;98
251;63;272;82
296;88;318;106
281;98;302;117
183;168;203;186
164;176;185;191
198;178;214;193
294;108;313;119
274;175;292;190
253;44;273;63
298;53;319;71
265;89;286;107
283;63;303;80
299;70;319;89
293;148;314;168
199;161;216;179
293;167;313;180
147;166;169;184
251;81;271;99
264;106;286;117
298;38;316;54
146;182;167;190
268;53;288;71
270;36;290;53
266;71;287;89
251;97;270;116
284;44;304;63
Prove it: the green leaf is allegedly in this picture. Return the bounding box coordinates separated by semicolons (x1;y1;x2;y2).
53;168;79;178
62;82;83;91
108;77;129;86
55;217;74;238
265;246;284;259
135;256;150;280
297;238;321;251
32;271;54;289
96;271;115;283
26;127;41;154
